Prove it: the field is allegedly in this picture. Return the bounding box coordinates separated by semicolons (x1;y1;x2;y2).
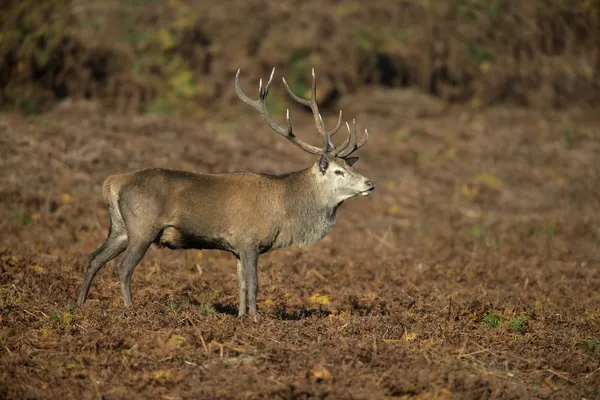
1;95;599;399
1;0;600;399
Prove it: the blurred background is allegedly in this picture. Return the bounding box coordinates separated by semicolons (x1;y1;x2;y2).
1;0;599;117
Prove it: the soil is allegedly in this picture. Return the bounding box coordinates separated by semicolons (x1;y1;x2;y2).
1;94;599;399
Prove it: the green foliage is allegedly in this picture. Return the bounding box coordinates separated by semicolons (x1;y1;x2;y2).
482;311;502;328
486;3;499;20
582;340;597;356
542;225;555;237
288;48;310;96
471;225;486;240
8;213;33;225
574;339;598;356
508;317;527;333
47;311;60;323
145;99;173;115
562;127;574;149
467;44;496;63
14;97;40;115
356;26;385;52
196;302;217;316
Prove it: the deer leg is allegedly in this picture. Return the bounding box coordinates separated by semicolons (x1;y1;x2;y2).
117;238;153;307
236;257;247;317
77;214;128;306
241;250;259;316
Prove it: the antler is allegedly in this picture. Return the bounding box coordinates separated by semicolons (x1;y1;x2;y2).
235;68;323;155
236;67;368;158
282;69;343;151
331;119;369;158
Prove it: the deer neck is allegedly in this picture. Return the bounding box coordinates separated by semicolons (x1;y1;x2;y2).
273;167;339;249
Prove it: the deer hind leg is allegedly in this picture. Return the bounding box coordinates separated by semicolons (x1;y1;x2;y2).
117;236;154;307
236;257;247;317
77;206;128;306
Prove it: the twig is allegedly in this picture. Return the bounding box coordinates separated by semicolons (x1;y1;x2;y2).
405;280;421;293
457;338;468;359
89;374;102;400
374;227;391;252
23;309;38;319
310;269;327;282
544;369;576;384
585;366;600;379
366;229;397;251
460;349;489;358
186;315;209;354
222;343;248;353
529;369;576;384
423;351;432;365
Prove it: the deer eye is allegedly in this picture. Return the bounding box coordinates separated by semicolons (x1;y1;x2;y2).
334;170;344;176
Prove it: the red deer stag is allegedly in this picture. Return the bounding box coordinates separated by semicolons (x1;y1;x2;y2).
77;68;374;317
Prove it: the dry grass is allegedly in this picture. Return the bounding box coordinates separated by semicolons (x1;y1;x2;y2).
0;97;599;398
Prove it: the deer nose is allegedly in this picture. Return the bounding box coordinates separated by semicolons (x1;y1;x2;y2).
365;180;375;189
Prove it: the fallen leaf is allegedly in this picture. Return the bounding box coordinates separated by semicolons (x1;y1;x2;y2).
387;204;401;215
461;184;478;200
309;293;330;305
31;264;46;274
195;251;203;264
475;172;504;189
167;334;186;348
444;147;457;159
61;193;73;203
479;61;490;73
310;366;332;382
62;312;73;325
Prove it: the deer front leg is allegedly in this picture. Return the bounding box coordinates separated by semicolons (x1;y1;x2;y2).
236;257;247;317
241;249;259;317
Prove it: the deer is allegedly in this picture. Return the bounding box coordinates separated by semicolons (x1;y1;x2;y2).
76;67;374;318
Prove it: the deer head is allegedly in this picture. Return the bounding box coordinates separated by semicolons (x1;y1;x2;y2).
235;68;374;206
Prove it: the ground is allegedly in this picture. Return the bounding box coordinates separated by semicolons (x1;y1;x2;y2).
0;95;599;399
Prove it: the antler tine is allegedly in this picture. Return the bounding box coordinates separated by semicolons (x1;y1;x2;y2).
333;120;356;157
235;68;323;155
282;76;310;107
283;78;343;147
329;110;343;137
309;69;331;151
282;69;336;152
331;121;352;157
336;119;368;158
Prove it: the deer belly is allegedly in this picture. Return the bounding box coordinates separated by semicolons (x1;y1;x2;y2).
155;226;233;252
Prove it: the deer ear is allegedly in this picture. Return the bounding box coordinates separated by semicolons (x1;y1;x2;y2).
345;156;359;167
318;156;329;174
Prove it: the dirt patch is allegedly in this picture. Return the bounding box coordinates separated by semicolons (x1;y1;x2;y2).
0;96;599;398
